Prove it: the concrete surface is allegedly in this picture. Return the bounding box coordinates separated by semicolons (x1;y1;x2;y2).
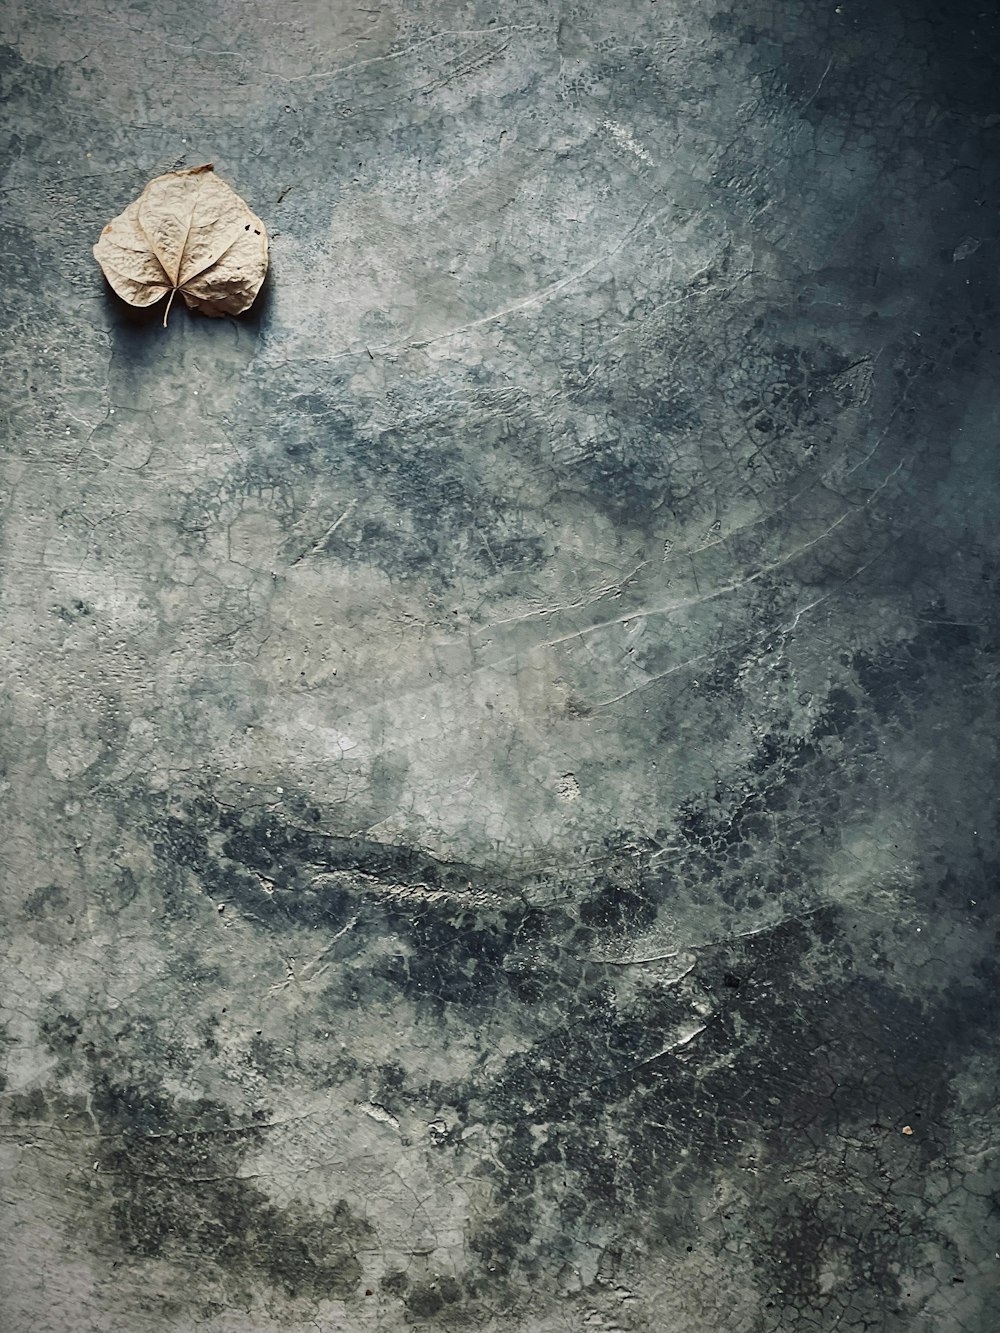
2;1;999;1330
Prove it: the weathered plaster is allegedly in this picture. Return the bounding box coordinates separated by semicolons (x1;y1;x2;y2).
2;2;998;1330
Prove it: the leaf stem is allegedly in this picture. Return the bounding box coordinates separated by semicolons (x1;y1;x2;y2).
163;286;178;328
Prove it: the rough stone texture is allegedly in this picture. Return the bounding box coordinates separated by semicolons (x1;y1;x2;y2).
1;2;999;1330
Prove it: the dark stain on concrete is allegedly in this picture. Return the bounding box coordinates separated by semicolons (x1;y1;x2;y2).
90;1080;374;1300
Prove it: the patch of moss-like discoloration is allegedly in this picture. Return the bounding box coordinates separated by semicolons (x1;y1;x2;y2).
440;910;999;1325
92;1079;373;1301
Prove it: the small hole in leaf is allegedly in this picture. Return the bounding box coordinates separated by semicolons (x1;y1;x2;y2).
245;224;250;230
254;229;260;234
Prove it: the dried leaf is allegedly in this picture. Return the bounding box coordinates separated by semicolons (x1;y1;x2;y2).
94;164;268;327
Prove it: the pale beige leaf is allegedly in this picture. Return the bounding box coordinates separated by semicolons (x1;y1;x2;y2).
93;164;268;327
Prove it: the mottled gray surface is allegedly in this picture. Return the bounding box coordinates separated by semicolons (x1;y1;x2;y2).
2;1;999;1330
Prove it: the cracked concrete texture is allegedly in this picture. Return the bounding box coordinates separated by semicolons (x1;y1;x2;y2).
1;0;999;1330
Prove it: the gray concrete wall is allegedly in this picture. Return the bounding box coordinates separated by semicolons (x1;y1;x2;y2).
2;2;998;1330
